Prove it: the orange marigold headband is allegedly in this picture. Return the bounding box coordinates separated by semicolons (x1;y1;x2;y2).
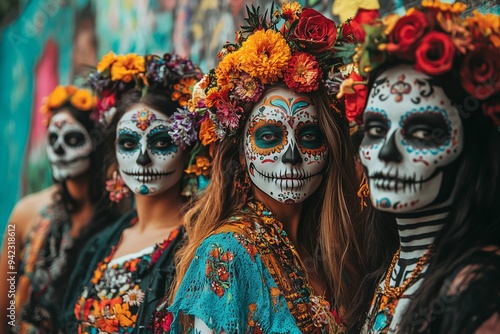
41;85;97;117
188;2;361;145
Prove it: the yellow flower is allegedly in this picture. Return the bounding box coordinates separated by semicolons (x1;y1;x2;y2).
97;51;117;72
47;85;69;109
238;29;291;85
70;89;95;111
466;10;500;47
111;53;145;83
422;0;467;14
216;51;241;90
282;2;301;21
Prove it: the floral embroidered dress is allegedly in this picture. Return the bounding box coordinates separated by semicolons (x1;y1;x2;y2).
74;221;180;334
15;201;73;334
168;200;343;333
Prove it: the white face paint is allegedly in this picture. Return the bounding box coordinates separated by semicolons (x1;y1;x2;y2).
46;111;92;181
244;87;327;204
116;106;184;196
360;65;464;213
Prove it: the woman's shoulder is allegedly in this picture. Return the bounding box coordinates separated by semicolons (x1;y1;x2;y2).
7;185;58;242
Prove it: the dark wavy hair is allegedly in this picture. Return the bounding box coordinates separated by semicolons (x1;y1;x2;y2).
367;62;500;333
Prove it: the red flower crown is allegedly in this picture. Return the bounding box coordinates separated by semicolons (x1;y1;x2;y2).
353;0;500;125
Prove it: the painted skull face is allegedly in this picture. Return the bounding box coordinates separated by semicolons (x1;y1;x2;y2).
244;87;328;204
116;106;184;196
46;111;92;181
360;65;464;213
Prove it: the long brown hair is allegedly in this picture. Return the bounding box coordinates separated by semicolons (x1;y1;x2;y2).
170;83;390;328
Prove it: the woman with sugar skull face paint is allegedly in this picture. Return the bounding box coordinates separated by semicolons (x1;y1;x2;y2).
165;3;397;333
60;52;206;334
354;2;500;333
0;86;125;333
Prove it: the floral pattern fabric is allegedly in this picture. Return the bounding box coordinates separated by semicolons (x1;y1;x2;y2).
74;223;180;334
16;201;73;334
167;200;343;333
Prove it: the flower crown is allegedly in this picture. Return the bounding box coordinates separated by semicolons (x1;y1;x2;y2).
41;85;97;120
87;52;204;148
188;2;360;145
89;51;210;196
353;0;500;125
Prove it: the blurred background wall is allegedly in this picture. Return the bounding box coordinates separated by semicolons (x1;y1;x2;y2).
1;0;498;235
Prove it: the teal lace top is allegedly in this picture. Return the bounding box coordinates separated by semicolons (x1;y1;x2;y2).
168;200;343;333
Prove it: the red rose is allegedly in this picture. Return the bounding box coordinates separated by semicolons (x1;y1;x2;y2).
389;10;429;60
344;72;367;123
482;97;500;126
292;8;336;53
460;46;500;100
342;9;380;43
414;32;455;76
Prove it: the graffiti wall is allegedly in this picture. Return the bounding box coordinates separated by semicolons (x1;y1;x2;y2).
1;0;498;234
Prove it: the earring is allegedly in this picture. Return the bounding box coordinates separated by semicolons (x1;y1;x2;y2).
357;173;370;211
106;171;130;203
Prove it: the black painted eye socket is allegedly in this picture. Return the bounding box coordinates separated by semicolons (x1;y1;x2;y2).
48;132;58;146
298;124;323;149
118;134;140;151
64;131;86;147
254;124;285;149
402;112;450;147
151;136;173;149
364;113;390;139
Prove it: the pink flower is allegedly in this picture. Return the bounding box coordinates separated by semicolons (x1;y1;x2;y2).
106;171;130;203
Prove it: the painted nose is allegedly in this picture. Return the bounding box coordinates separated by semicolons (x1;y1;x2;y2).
282;144;302;165
136;150;152;166
378;132;402;163
54;144;65;155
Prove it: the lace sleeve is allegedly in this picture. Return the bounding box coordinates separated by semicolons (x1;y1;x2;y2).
168;231;301;334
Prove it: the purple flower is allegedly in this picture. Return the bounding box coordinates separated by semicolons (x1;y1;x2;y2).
168;107;198;149
324;71;345;97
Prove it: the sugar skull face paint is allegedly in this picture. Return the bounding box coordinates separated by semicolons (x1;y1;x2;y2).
46;111;92;181
116;106;184;196
360;65;464;213
244;87;327;204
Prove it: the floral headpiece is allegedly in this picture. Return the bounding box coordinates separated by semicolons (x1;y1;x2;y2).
353;0;500;125
89;51;210;196
41;85;97;122
87;52;204;149
188;2;361;145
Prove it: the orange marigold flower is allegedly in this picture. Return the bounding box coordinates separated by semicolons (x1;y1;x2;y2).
282;2;302;21
47;86;69;109
205;87;221;109
70;89;95;111
238;29;291;85
216;51;241;90
422;0;467;14
200;118;218;146
65;85;78;95
284;52;322;93
97;51;117;72
111;54;145;83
